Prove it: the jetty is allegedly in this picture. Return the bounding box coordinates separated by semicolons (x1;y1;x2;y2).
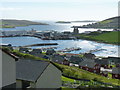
88;49;107;53
22;43;58;47
57;47;81;52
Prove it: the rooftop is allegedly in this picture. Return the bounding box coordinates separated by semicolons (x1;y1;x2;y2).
16;59;50;82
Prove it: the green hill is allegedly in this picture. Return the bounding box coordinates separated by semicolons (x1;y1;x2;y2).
76;31;120;45
80;16;120;29
90;31;120;44
0;19;48;28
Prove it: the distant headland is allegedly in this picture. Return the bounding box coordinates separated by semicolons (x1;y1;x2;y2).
0;19;49;28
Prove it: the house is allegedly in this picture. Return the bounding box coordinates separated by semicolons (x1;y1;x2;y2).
83;53;95;59
19;47;29;53
16;59;62;89
73;27;79;34
60;53;80;58
29;49;42;55
51;55;70;66
107;57;120;65
0;49;18;89
79;58;100;74
112;67;120;79
69;56;83;64
95;58;109;68
46;49;56;55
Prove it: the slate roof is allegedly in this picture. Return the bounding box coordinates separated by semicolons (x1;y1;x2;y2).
79;58;96;68
70;56;83;64
84;53;95;59
95;58;109;65
32;49;42;53
51;55;64;63
112;67;120;74
16;59;50;82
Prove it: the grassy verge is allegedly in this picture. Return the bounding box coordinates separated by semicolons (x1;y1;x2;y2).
62;76;75;83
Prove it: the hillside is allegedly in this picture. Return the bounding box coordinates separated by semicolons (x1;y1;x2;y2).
1;47;120;87
76;31;120;45
80;16;120;29
0;19;48;28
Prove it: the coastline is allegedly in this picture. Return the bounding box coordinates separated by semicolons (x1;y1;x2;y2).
1;35;120;46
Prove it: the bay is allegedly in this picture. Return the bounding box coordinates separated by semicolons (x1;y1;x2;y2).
0;21;118;57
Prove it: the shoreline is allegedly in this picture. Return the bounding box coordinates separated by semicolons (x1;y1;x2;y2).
77;38;120;46
1;35;120;46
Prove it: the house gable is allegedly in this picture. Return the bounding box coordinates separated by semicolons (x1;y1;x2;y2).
1;49;16;88
35;63;61;88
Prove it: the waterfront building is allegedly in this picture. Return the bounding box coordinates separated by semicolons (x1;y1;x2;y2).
73;27;79;34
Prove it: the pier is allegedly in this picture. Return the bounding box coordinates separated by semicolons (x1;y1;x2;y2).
22;43;58;47
57;47;81;52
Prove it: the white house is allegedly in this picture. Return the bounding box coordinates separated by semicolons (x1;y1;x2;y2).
0;49;18;89
16;59;62;89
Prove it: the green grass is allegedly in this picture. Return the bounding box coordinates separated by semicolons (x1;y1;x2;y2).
90;31;119;44
99;20;113;24
62;76;75;83
55;63;120;86
61;87;76;90
76;31;120;45
12;50;49;61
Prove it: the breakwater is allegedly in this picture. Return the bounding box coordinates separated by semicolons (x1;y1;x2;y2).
22;43;58;47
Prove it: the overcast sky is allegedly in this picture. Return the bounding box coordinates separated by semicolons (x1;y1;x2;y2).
0;0;119;21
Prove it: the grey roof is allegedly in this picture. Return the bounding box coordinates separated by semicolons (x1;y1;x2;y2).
84;53;95;58
16;59;50;82
112;67;120;74
46;49;56;54
19;47;29;51
79;58;96;68
29;53;45;58
51;55;64;63
95;58;109;65
70;56;83;64
32;49;42;53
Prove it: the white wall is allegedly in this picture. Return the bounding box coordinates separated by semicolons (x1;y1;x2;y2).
35;63;61;88
2;51;16;87
0;50;2;88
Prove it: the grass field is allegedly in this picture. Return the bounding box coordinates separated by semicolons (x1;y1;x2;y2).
90;31;119;44
76;31;120;45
